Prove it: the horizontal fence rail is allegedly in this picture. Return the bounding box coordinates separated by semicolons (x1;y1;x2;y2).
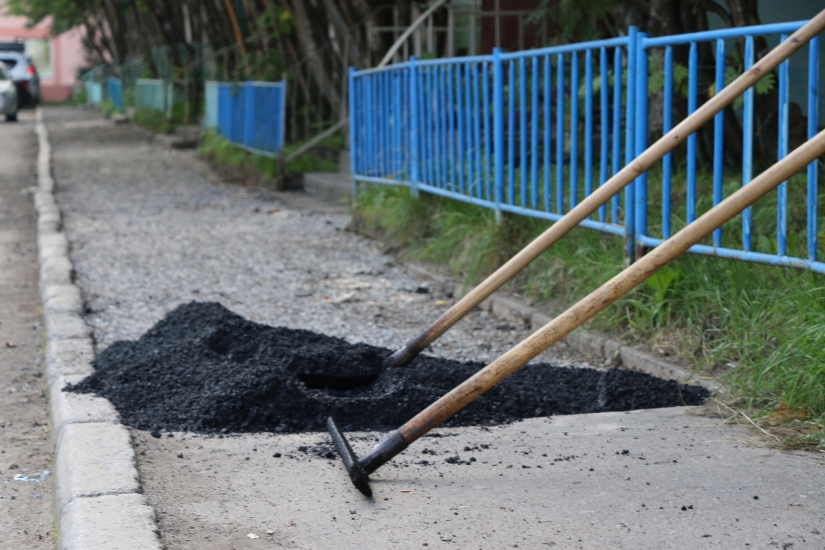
213;80;287;156
350;21;824;275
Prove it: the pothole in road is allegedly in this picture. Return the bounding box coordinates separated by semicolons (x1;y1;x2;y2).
67;302;708;433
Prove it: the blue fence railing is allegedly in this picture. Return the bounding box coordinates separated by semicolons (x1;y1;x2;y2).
107;77;122;111
350;21;824;275
214;80;287;156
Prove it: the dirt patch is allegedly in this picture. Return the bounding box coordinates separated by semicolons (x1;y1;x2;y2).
68;302;708;434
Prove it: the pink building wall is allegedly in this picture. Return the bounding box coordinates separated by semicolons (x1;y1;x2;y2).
0;5;86;102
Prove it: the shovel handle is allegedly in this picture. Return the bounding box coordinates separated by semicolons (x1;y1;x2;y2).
397;127;825;441
385;10;825;370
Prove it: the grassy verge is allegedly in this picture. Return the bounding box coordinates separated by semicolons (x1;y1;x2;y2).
353;182;825;448
198;131;342;185
132;107;176;134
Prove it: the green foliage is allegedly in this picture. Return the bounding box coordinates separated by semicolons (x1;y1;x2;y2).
527;0;617;44
198;131;342;183
647;58;690;97
725;66;776;108
99;99;116;117
132;107;175;134
5;0;95;34
71;86;87;105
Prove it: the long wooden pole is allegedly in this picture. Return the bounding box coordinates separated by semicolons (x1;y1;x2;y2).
398;127;825;441
383;10;825;370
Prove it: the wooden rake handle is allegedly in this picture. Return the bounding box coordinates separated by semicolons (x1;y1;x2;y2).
398;128;825;442
385;10;825;370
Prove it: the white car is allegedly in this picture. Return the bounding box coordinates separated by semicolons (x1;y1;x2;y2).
0;63;18;121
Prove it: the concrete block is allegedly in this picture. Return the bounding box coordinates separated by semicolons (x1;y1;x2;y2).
569;330;605;358
38;231;68;253
618;347;717;391
603;339;623;364
40;254;74;287
302;172;352;203
59;493;161;550
46;337;95;382
43;284;84;315
490;295;532;326
38;218;60;235
530;311;552;330
45;311;91;341
56;422;140;511
49;373;120;437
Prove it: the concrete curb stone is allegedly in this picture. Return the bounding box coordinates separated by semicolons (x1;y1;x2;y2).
59;494;160;550
55;422;141;511
49;373;121;438
35;108;163;549
45;337;95;384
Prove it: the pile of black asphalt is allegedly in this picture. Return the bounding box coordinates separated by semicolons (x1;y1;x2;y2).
67;302;708;434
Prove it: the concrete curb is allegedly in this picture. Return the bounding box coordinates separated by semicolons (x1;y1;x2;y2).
34;108;163;549
405;264;720;393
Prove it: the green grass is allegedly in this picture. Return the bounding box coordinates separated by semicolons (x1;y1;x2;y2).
353;180;825;447
99;99;117;117
198;131;341;183
132;107;176;134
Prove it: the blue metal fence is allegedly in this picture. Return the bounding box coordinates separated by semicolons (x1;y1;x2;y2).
136;78;172;115
204;81;219;130
350;21;824;275
107;77;122;111
214;80;287;156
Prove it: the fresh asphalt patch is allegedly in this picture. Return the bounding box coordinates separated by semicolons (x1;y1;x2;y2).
67;302;708;435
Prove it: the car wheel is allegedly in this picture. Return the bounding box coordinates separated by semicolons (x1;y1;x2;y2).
6;113;17;122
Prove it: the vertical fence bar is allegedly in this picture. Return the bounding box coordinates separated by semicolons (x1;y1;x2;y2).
473;64;483;199
508;60;515;204
244;82;254;148
409;57;420;197
712;39;725;248
634;35;649;255
598;47;608;223
556;53;564;215
662;46;673;239
443;67;451;189
569;51;579;209
612;47;622;224
458;64;466;194
349;69;357;183
483;62;492;201
686;42;698;225
584;50;593;202
432;68;441;186
742;35;754;252
520;57;527;206
544;54;551;213
421;68;428;184
436;67;445;188
808;36;819;262
531;56;539;208
624;27;637;264
777;34;789;257
364;76;372;174
467;63;476;197
448;64;456;191
493;49;504;219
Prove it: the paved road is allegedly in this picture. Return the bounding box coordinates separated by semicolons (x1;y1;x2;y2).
0;110;55;547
